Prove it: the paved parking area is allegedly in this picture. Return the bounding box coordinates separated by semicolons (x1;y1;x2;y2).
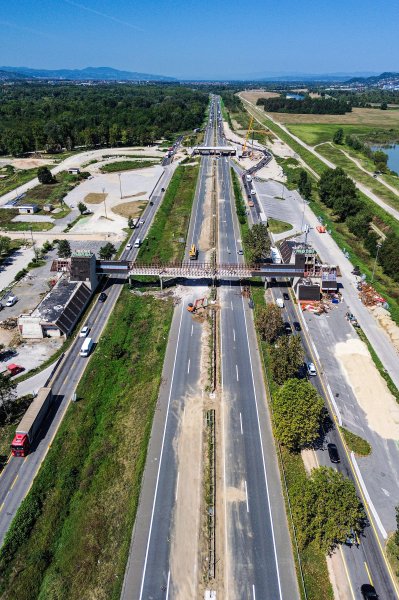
254;179;304;240
0;246;35;292
303;302;399;533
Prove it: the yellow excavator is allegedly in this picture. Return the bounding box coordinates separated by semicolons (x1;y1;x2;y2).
189;244;198;260
242;115;273;154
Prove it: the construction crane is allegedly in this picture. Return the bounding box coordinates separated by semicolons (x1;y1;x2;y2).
242;115;273;154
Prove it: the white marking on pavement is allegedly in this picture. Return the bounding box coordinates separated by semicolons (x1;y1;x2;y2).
252;584;256;600
351;452;388;539
240;412;243;435
191;324;193;336
231;300;233;310
233;328;236;342
175;472;180;501
187;358;190;374
138;305;185;600
236;364;239;381
166;570;171;599
244;480;249;512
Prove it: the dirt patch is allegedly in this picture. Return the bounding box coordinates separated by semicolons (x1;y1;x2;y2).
301;448;318;475
84;192;107;204
111;201;147;218
335;338;399;440
369;305;399;354
240;90;280;103
9;158;55;169
170;393;203;600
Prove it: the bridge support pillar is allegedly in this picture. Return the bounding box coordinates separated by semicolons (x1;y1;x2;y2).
159;276;163;290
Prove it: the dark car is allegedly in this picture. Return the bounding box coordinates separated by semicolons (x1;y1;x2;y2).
284;322;292;334
149;200;154;206
327;443;340;463
293;321;301;331
283;292;290;301
361;584;379;599
98;292;107;303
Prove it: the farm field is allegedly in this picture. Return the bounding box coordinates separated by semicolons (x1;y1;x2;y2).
260;106;399;128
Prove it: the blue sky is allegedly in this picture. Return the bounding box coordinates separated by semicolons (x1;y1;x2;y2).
1;0;398;79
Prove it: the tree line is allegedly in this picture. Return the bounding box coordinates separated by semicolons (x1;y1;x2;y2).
256;96;351;115
0;84;208;156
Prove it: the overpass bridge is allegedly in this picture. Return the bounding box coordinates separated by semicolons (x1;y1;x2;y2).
192;145;236;156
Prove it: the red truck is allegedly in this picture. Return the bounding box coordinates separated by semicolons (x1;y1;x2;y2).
11;387;53;457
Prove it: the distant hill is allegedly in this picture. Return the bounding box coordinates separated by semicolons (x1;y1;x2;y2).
0;66;177;82
0;69;29;81
345;72;399;84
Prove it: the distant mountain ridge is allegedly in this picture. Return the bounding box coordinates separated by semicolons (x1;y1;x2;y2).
0;66;177;82
345;71;399;84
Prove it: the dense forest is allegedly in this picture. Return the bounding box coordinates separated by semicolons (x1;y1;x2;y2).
326;89;399;107
0;84;208;156
256;96;351;114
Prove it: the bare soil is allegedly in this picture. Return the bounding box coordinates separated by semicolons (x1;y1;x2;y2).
335;338;399;440
369;305;399;354
84;192;107;204
111;201;147;218
240;90;280;103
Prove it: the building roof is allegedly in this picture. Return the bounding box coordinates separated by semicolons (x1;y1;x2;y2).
18;203;39;209
31;277;81;323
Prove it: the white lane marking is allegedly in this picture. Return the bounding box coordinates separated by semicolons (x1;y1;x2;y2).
220;298;230;596
252;584;256;600
138;305;185;600
191;324;193;336
240;412;243;435
233;328;236;342
236;364;239;381
231;300;233;310
351;453;388;539
175;471;180;501
187;358;191;374
166;570;171;599
244;480;249;512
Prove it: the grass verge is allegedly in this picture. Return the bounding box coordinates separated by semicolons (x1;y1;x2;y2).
138;164;199;262
0;167;38;196
339;427;372;457
0;287;174;600
100;159;159;173
268;217;293;234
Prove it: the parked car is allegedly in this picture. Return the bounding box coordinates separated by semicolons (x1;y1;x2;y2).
161;187;165;192
250;189;256;195
79;325;90;338
98;292;107;303
139;219;145;225
307;362;317;376
284;322;292;334
126;243;132;249
345;529;356;546
293;321;301;331
327;443;340;463
361;584;379;599
5;296;18;307
237;249;243;255
283;292;290;301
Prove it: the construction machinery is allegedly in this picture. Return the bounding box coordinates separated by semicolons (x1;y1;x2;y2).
189;244;198;260
242;115;273;155
187;297;207;313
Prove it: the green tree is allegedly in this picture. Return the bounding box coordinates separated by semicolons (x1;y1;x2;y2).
298;169;312;199
333;128;344;144
272;378;324;450
99;242;116;260
78;202;87;214
128;216;134;229
270;335;305;385
380;102;388;110
37;166;54;185
57;239;71;258
243;223;270;262
0;235;11;256
255;303;283;343
295;467;364;553
346;211;372;238
0;373;17;423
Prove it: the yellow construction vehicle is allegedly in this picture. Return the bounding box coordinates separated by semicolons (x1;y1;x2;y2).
242;115;273;154
187;297;207;313
189;244;198;260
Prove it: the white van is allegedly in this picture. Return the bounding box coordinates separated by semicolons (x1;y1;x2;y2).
80;337;93;357
134;238;141;248
5;295;18;307
246;174;252;182
276;298;284;308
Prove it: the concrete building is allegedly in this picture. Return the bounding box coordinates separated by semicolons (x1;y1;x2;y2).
68;167;80;174
18;204;39;215
18;252;98;339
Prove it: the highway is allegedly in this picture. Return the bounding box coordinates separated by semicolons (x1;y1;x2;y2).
269;281;398;599
121;98;217;598
215;99;298;599
0;158;178;546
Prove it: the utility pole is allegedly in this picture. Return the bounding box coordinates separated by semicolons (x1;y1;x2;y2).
102;187;108;220
118;173;123;199
371;241;382;283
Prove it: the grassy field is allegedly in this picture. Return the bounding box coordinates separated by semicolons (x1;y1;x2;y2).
260;106;399;128
274;156;304;189
0;167;38;196
0;288;174;600
339;427;372;457
316;143;399;211
287;123;387;146
100;159;159;173
137;164;199;263
268;217;293;234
